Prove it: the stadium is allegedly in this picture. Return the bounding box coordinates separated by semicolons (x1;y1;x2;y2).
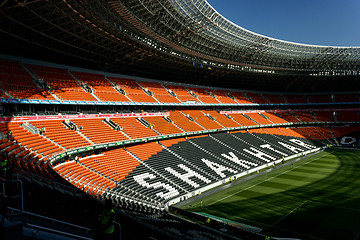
0;0;360;239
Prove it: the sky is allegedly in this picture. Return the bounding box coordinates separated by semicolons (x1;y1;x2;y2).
206;0;360;47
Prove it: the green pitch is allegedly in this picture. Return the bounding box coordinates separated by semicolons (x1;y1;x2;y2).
179;148;360;240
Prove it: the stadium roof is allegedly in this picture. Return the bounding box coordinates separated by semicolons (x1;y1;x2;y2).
1;0;360;92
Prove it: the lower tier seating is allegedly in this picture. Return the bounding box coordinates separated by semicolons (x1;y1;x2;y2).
3;110;360;212
53;161;117;196
57;128;337;208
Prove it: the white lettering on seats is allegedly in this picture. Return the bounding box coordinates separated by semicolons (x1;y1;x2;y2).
260;144;288;156
289;139;316;149
133;173;179;200
243;147;276;162
201;158;238;178
221;152;257;169
278;142;304;153
165;164;211;188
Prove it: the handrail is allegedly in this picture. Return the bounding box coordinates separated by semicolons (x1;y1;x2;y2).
26;223;93;240
9;207;121;240
14;168;82;195
114;222;122;240
9;207;92;233
1;178;23;215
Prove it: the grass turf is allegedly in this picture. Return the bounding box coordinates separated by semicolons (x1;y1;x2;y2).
179;148;360;240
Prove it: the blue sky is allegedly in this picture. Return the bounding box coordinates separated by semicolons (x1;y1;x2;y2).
206;0;360;46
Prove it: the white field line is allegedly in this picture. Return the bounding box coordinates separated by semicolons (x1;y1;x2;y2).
207;208;268;228
272;200;308;227
207;207;324;240
207;151;335;207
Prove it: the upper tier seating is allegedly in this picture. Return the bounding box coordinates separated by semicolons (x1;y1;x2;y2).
230;92;253;104
71;71;129;102
336;110;360;122
283;94;308;103
308;94;333;103
0;90;8;98
26;64;97;101
262;94;286;104
246;93;269;104
0;60;54;100
107;77;157;103
163;85;198;102
186;87;219;104
211;90;238;104
313;111;335;122
137;81;180;103
335;94;359;103
1;58;356;110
